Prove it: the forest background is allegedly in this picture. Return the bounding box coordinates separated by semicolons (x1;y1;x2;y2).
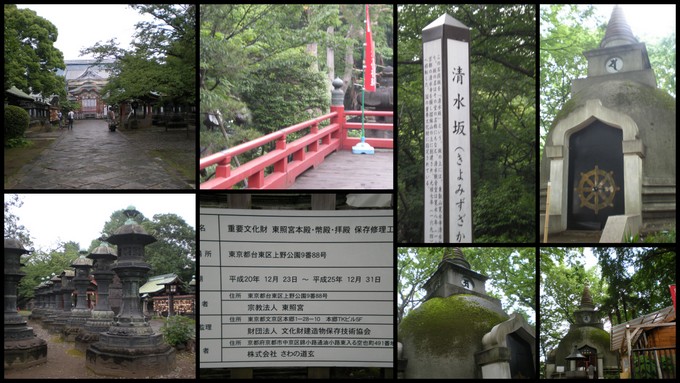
199;4;393;182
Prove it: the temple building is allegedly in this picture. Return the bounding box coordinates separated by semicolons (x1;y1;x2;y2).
57;59;114;119
540;5;676;241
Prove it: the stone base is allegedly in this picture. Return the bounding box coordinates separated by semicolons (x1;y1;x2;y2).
62;325;82;342
4;337;48;370
75;329;104;353
86;335;176;377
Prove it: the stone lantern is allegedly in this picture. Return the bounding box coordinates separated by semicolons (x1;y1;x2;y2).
42;275;61;331
86;206;175;376
565;345;587;378
4;238;47;369
52;269;74;334
76;241;117;351
64;250;93;341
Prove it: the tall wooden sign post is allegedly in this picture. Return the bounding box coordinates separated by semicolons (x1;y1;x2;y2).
423;14;472;243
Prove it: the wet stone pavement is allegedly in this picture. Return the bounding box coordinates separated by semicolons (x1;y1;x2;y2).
9;119;193;189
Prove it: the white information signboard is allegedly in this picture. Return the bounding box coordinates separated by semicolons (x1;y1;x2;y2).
199;208;393;368
447;38;472;243
423;13;472;243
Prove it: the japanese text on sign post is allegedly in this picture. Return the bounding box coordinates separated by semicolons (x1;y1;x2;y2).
447;39;472;243
199;208;393;368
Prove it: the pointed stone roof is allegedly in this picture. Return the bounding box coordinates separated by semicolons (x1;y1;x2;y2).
600;5;638;48
580;285;595;310
442;247;471;269
422;13;469;32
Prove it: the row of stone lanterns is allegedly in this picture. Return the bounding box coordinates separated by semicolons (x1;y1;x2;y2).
4;206;176;377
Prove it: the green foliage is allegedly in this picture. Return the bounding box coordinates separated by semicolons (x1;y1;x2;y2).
539;247;602;363
4;5;66;97
539;5;603;151
160;315;195;347
4;105;30;143
539;247;676;366
81;5;195;105
5;137;33;149
18;241;81;305
200;4;393;159
4;194;33;248
648;33;676;97
94;209;196;283
633;354;675;379
473;176;534;243
241;48;329;134
397;5;536;242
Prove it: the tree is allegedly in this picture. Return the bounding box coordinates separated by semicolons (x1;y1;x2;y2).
96;209;196;283
593;247;676;325
397;4;536;243
539;247;604;366
81;4;195;105
539;5;603;152
17;241;80;306
4;194;32;247
145;213;196;283
4;4;66;97
199;4;393;141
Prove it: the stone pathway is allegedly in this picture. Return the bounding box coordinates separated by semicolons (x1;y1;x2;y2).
8;119;193;189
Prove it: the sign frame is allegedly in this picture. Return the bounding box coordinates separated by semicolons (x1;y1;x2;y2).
423;14;473;243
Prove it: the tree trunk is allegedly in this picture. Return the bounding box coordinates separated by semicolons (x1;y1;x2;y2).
327;26;335;82
342;24;355;94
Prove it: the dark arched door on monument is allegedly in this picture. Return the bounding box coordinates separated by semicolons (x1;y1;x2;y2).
579;345;598;379
568;120;624;230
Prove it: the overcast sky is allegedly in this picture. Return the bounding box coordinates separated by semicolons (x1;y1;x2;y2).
16;4;156;60
6;193;195;252
540;4;676;42
592;4;675;42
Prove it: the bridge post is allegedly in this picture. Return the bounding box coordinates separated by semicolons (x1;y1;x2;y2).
330;78;345;149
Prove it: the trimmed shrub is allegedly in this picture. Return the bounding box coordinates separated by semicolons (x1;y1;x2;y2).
5;105;30;143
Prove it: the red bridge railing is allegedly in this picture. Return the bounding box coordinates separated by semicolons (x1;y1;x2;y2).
200;104;393;189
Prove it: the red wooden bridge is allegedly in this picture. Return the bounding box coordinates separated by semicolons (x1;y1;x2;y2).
200;104;393;189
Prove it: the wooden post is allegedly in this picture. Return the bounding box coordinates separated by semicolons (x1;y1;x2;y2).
228;194;251;209
543;181;551;243
423;14;472;243
308;367;330;379
311;194;336;210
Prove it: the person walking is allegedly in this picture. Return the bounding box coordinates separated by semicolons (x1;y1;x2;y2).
107;107;117;131
67;110;75;130
57;111;63;129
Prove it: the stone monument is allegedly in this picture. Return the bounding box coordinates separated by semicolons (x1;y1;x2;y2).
540;5;676;240
76;241;118;351
42;275;61;332
422;14;473;243
86;206;175;376
51;269;74;335
63;250;93;341
545;285;618;379
4;238;48;369
398;248;535;378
